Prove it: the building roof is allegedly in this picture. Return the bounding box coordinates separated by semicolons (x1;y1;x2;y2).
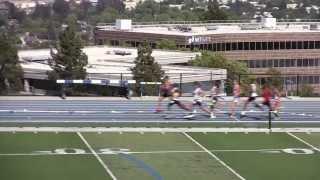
96;20;320;37
19;45;226;82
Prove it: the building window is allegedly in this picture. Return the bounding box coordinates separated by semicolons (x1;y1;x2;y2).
316;41;320;49
262;42;267;50
298;41;303;49
310;76;315;84
280;41;286;49
244;42;249;50
231;43;237;50
267;42;273;50
267;60;273;67
250;42;255;50
309;41;315;49
315;76;320;84
274;59;279;67
226;43;231;51
297;59;303;67
256;42;262;50
238;42;244;50
309;59;315;67
279;59;285;67
285;59;291;67
291;59;296;67
274;42;280;50
303;59;308;66
303;41;309;49
216;43;221;51
212;43;217;51
286;41;291;49
249;60;255;68
292;41;297;49
255;60;261;68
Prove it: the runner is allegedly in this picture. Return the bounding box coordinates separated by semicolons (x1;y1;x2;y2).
208;81;223;119
229;80;241;119
165;85;192;118
183;82;210;118
272;87;281;119
261;84;273;111
119;81;132;99
241;83;261;116
155;76;172;112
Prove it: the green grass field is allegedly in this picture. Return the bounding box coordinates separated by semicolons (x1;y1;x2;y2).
0;132;319;180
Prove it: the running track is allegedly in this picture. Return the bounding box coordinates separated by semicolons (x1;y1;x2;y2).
0;99;320;124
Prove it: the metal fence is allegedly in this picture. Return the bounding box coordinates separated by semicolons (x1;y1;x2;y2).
239;73;320;97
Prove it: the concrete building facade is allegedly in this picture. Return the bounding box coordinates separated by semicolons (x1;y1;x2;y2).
94;19;320;94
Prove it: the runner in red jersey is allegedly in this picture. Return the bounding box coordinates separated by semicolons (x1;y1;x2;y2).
261;84;272;111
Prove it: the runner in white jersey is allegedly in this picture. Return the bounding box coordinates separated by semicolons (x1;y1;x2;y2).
184;82;210;118
241;83;262;116
208;81;222;119
272;87;281;119
229;80;240;119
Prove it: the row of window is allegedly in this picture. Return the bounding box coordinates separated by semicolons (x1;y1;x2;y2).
191;41;320;51
257;76;320;85
241;59;320;68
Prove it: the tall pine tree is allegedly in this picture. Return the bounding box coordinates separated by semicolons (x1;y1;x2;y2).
131;42;164;95
48;25;88;80
0;32;23;94
205;0;229;20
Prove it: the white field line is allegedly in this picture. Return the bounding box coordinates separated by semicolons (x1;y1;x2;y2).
77;132;117;180
183;132;246;180
1;127;320;133
287;132;320;152
0;148;286;156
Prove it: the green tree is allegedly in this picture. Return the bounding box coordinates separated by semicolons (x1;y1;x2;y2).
157;39;177;50
204;0;229;20
265;68;283;89
48;25;88;80
131;42;164;95
190;52;252;94
96;0;125;13
0;32;23;94
52;0;70;19
95;8;121;23
0;16;6;27
32;4;51;19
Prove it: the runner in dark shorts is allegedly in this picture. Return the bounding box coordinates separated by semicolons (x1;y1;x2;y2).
184;82;210;119
155;76;172;112
241;83;262;116
167;87;191;111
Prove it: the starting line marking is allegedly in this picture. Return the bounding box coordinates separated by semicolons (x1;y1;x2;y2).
77;132;117;180
183;132;246;180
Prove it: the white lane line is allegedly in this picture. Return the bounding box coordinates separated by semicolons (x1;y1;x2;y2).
183;132;246;180
77;132;117;180
1;120;320;124
287;132;320;152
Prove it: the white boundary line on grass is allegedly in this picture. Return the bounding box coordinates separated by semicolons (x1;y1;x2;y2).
77;132;118;180
1;127;320;132
183;132;246;180
0;149;289;156
287;132;320;152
